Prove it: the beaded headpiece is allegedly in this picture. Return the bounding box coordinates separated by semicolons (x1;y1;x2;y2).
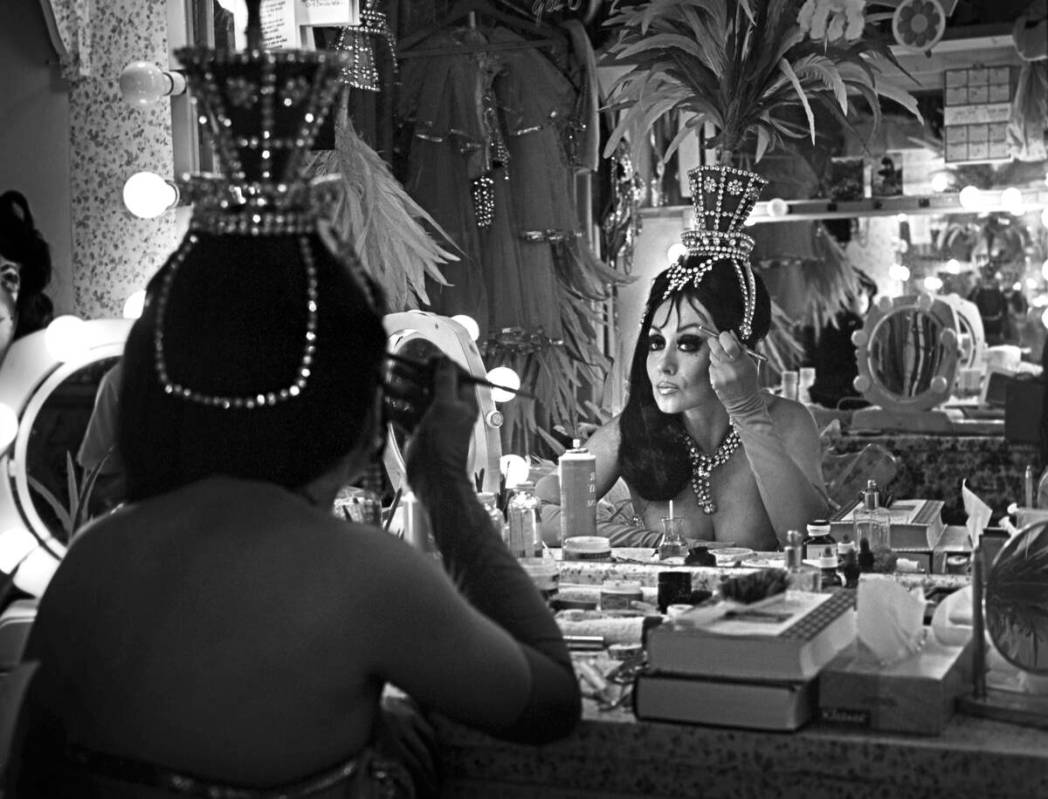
662;165;766;340
154;2;363;411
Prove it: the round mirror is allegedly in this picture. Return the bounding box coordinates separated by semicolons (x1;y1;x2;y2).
986;521;1048;675
382;311;503;496
0;318;133;597
852;294;959;412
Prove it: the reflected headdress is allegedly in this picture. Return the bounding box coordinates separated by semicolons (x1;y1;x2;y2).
155;1;376;411
662;165;766;340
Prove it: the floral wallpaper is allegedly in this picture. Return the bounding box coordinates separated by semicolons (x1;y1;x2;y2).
66;0;177;319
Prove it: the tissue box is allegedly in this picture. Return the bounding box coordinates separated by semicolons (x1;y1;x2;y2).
818;635;973;735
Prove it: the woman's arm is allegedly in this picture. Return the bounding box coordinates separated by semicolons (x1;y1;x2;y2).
727;393;829;544
706;333;829;546
378;359;580;743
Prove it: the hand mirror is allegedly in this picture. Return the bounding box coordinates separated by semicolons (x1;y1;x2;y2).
986;521;1048;675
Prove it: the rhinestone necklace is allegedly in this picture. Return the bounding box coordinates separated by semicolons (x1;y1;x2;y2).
680;429;741;514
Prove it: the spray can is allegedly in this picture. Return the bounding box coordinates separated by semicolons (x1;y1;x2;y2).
559;439;597;545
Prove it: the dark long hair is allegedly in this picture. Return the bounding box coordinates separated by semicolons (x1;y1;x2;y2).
0;190;52;338
619;257;771;500
119;232;387;501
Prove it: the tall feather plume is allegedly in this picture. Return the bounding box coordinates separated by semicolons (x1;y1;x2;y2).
307;95;457;310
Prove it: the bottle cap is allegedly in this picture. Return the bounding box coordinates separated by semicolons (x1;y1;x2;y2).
806;519;831;536
786;529;804;547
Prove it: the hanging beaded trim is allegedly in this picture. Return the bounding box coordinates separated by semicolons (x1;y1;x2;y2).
471;174;495;228
680;429;741;514
153;232;319;410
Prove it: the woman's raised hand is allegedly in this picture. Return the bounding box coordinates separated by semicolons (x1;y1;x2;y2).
403;356;479;491
704;329;760;407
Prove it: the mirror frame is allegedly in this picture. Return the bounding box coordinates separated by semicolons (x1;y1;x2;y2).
382;311;503;496
852;293;960;412
0;319;133;597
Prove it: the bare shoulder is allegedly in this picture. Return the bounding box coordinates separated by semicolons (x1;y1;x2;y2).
585;414;622;451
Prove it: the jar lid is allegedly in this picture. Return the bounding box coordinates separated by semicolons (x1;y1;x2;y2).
807;520;831;534
818;552;838;568
601;579;642;595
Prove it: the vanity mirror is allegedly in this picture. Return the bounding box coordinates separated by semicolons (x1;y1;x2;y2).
0;318;132;598
382;311;503;496
959;521;1048;729
850;293;963;432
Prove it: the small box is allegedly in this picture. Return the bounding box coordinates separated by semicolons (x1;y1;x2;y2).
818;636;972;735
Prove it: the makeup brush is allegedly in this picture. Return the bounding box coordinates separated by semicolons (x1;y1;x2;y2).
385;352;536;399
695;324;767;364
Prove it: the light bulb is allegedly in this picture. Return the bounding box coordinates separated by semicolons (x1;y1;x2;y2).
667;242;688;263
958;185;983;211
0;403;18;453
923;276;943;292
450;314;480;341
945;259;962;275
500;454;530;488
1041;207;1048;227
888;263;910;282
123;290;146;319
0;527;38;574
1043;260;1048;281
123;172;179;219
486;366;521;404
1001;187;1024;216
1041;307;1048;330
119;61;187;107
45;315;89;363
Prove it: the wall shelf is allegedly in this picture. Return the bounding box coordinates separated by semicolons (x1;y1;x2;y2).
641;188;1048;224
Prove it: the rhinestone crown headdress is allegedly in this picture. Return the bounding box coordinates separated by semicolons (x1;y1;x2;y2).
153;2;359;412
662;166;767;340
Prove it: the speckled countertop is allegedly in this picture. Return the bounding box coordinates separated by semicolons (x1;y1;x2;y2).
434;701;1048;799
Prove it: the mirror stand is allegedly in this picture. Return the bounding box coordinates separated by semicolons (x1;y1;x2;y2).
958;690;1048;731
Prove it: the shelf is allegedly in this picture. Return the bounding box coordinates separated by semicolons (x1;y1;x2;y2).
640;188;1048;224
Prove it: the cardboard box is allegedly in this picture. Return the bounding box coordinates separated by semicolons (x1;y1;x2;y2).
818;635;972;735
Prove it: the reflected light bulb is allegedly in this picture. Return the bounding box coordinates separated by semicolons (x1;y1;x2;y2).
958;185;983;211
123;172;179;219
945;259;962;275
450;314;480;341
1041;307;1048;330
930;171;952;193
0;403;18;453
923;276;943;292
766;198;789;218
45;315;89;363
119;61;187;107
666;242;688;263
486;366;521;404
123;290;146;319
500;454;530;488
1001;187;1024;216
888;263;910;282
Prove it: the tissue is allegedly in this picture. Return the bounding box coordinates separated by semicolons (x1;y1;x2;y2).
962;480;992;550
857;577;926;665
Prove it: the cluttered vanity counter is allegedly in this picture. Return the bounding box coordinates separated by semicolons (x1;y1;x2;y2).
429;549;1048;798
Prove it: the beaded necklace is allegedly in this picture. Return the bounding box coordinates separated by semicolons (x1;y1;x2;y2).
680;429;741;514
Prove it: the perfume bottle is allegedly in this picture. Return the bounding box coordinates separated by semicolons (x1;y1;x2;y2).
658;516;688;560
853;479;891;564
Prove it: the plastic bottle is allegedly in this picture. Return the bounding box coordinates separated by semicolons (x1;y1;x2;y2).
507;482;543;558
558;439;597;545
818;546;843;590
804;519;835;562
853;479;891;562
478;491;507;544
784;529;820;594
